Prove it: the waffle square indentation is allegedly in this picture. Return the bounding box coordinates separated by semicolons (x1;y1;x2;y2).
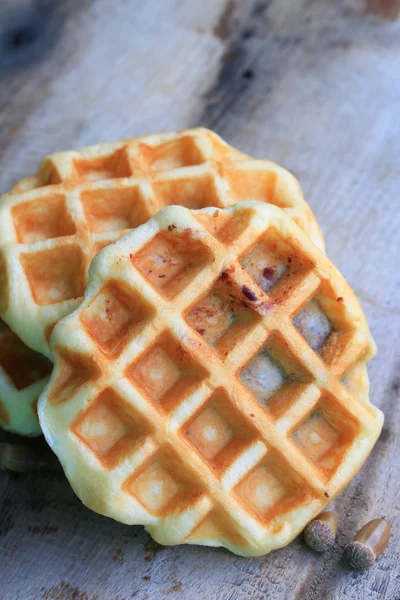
183;389;257;473
12;194;76;243
0;325;51;390
186;272;261;358
73;147;132;182
127;331;208;412
293;282;356;366
240;231;313;300
124;446;202;515
224;166;278;205
81;185;149;233
21;245;86;306
292;395;359;477
72;387;151;468
293;299;332;352
137;136;205;172
187;509;246;547
48;349;101;405
81;282;155;357
132;230;212;298
152;175;221;210
210;209;254;246
241;349;286;401
240;334;312;416
235;452;311;524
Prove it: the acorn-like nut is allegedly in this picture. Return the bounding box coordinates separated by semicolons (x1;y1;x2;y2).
303;511;338;552
344;518;391;570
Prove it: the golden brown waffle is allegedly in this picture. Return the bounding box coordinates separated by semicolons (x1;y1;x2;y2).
0;173;55;436
0;128;324;360
38;202;382;557
0;320;51;436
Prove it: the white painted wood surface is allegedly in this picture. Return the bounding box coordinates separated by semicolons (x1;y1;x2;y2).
0;1;399;598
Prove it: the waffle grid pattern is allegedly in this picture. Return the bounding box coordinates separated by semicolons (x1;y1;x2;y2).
0;321;51;435
0;129;324;359
39;203;382;556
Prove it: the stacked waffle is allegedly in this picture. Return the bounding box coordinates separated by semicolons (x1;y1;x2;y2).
0;129;382;556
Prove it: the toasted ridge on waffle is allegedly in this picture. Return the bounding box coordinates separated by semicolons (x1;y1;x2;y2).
0;128;324;360
0;320;51;435
38;202;382;557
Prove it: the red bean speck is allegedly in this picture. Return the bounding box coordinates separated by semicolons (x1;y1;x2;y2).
263;267;275;280
242;286;257;301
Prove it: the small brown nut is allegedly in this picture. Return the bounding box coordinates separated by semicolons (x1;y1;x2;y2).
303;511;338;552
344;518;391;570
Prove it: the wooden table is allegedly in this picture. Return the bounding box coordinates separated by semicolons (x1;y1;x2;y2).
0;1;399;598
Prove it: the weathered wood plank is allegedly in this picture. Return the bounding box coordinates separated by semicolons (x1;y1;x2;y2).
0;1;399;598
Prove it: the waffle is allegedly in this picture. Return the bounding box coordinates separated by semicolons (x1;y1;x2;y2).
38;202;382;557
0;320;52;436
0;128;324;360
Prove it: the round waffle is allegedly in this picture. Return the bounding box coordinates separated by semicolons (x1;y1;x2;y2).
0;128;324;362
38;202;383;557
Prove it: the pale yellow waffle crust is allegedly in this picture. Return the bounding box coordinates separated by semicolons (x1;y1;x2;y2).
39;202;382;557
0;128;324;362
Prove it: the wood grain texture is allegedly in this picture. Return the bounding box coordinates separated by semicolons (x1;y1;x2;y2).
0;0;399;598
